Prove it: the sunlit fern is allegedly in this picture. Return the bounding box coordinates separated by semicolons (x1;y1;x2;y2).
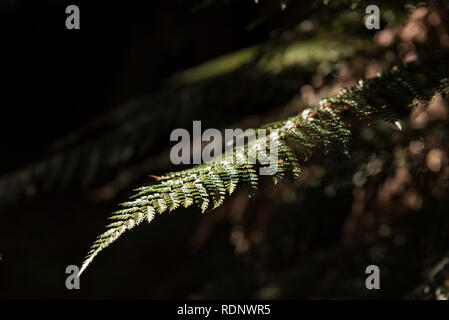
79;52;449;275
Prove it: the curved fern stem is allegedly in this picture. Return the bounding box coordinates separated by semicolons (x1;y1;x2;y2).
79;52;449;275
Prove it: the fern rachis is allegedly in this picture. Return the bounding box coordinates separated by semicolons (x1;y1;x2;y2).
78;53;449;276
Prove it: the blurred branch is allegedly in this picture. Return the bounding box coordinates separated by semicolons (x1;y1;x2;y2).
407;253;449;299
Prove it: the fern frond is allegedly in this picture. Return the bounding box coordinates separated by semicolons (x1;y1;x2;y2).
79;52;449;275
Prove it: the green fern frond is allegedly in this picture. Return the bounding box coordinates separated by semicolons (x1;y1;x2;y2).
79;52;449;275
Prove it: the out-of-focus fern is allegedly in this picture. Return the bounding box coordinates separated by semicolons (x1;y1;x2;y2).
0;59;311;207
79;52;449;275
